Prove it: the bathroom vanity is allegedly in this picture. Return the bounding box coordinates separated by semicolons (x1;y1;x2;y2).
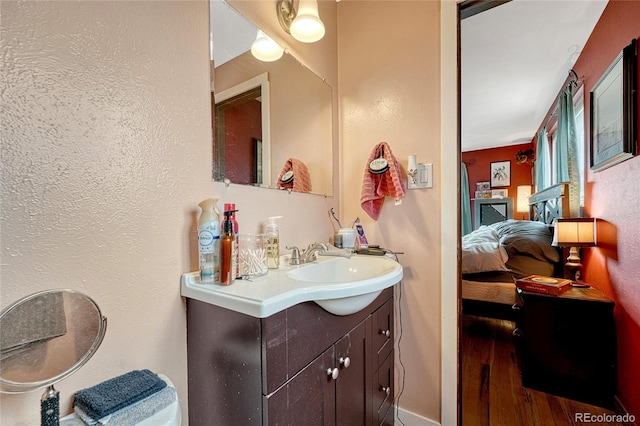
186;287;394;425
182;254;402;425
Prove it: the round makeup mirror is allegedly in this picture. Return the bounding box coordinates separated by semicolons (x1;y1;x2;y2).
0;289;107;424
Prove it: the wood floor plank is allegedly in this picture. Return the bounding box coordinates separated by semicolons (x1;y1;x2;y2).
461;314;626;426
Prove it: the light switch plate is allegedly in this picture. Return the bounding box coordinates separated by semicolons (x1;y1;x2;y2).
408;163;433;189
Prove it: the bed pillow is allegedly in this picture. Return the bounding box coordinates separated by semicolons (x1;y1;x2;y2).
490;219;560;263
462;226;509;274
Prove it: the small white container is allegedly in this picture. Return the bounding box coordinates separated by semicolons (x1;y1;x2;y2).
238;233;268;277
338;228;357;249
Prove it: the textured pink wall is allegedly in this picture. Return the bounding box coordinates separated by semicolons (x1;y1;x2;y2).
0;1;337;424
575;0;640;417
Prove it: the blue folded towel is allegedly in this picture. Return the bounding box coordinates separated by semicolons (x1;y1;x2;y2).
75;384;177;425
73;369;167;421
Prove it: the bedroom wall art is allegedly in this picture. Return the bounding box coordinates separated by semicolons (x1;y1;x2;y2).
590;38;637;172
490;160;511;187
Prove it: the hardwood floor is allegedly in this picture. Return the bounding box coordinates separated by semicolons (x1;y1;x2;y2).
461;314;628;426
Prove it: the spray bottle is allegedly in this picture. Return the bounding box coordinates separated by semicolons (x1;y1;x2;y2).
266;216;282;269
198;198;221;283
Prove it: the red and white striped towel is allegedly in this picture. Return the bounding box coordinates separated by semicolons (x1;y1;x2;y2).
278;158;312;193
360;142;406;221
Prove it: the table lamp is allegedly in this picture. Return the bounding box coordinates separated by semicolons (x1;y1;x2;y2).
516;185;532;219
551;218;597;281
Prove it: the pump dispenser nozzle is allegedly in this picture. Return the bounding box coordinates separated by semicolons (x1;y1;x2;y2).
223;210;238;234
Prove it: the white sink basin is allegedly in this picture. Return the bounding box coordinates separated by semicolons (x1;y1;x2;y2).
181;254;403;318
287;255;403;315
287;255;397;283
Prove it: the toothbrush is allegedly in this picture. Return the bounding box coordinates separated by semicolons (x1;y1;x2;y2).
330;208;343;228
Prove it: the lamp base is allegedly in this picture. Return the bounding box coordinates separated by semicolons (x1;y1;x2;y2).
564;247;583;282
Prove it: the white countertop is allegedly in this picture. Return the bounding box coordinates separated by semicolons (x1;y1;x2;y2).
180;254;403;318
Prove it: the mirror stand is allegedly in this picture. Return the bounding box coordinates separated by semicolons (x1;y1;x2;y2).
41;385;59;426
0;289;107;426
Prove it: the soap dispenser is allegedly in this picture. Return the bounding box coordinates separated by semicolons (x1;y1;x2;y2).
197;198;220;283
224;203;239;279
220;209;238;285
266;216;282;269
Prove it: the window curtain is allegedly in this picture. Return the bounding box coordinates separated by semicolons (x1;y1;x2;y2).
461;162;472;236
556;85;581;216
535;127;551;192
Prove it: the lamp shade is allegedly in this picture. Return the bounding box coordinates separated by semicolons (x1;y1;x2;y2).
552;218;597;247
516;185;532;213
251;29;284;62
290;0;325;43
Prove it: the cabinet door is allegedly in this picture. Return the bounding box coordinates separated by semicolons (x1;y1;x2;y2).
373;351;394;425
265;347;336;426
372;299;393;367
335;319;368;425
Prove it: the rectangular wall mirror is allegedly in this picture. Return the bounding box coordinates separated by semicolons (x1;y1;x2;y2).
210;0;334;196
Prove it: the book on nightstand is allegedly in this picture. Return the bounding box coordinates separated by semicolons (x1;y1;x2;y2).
515;275;573;295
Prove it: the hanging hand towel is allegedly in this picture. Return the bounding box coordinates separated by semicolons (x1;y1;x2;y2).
360;142;406;221
277;158;312;193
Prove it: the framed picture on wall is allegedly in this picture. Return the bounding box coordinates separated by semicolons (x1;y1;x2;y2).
491;189;508;198
590;38;637;172
490;160;511;187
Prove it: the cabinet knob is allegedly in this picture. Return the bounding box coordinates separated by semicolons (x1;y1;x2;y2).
327;367;339;380
339;356;351;369
512;328;522;337
380;329;391;338
381;386;391;396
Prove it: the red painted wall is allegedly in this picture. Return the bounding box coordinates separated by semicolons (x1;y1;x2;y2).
462;143;534;222
573;0;640;417
223;100;261;185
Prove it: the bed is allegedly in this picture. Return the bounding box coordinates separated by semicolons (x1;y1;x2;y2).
461;183;569;320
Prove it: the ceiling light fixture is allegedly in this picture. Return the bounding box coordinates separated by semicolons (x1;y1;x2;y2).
277;0;325;43
251;29;284;62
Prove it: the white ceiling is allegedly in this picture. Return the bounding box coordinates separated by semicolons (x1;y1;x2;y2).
461;0;608;152
210;0;256;66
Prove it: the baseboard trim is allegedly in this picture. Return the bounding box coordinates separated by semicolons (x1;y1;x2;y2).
395;406;440;426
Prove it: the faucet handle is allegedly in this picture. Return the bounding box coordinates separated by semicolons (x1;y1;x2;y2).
306;242;330;251
286;246;303;265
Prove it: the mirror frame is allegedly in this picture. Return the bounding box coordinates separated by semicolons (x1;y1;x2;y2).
0;289;107;393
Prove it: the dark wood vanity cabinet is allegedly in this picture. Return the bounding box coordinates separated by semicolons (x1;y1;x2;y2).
186;287;395;426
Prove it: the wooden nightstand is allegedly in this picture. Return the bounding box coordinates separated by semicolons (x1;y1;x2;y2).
515;285;616;408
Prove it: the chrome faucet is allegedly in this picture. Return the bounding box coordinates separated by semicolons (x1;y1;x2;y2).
302;242;330;263
286;242;330;265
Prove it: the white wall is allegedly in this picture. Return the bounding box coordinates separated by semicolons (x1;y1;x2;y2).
0;1;335;424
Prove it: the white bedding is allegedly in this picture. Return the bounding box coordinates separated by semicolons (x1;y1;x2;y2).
461;226;509;274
